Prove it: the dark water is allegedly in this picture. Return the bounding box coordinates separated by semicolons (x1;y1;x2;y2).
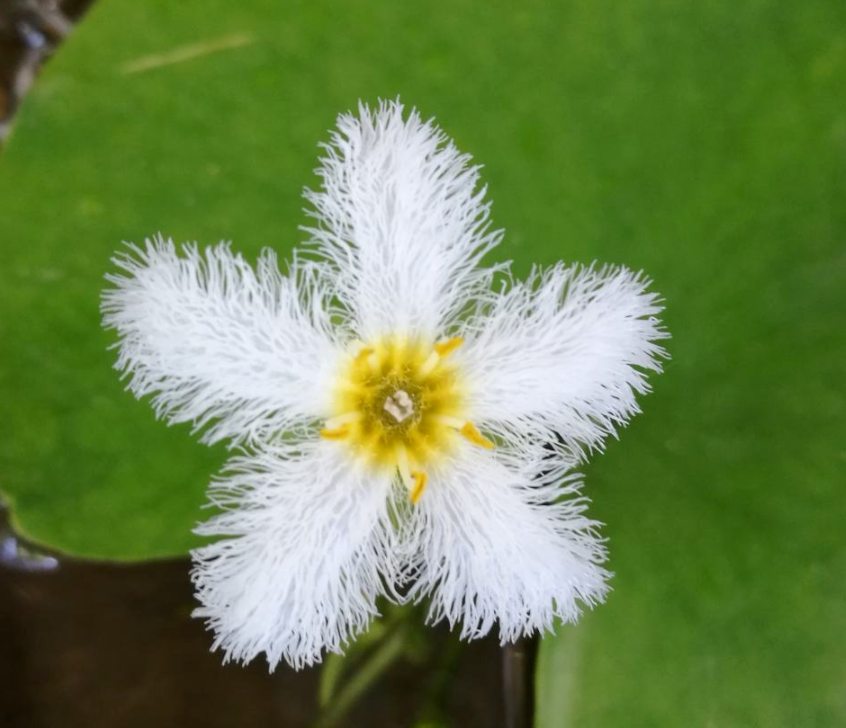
0;541;506;727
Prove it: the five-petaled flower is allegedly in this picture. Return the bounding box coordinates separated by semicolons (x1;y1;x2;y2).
102;100;667;670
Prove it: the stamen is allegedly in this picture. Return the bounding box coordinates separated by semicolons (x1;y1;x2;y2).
354;343;380;372
418;353;439;378
324;411;363;430
419;337;464;378
320;423;350;440
354;346;374;363
460;422;495;449
397;445;428;504
434;415;495;449
409;471;428;504
435;415;465;429
434;336;464;357
336;378;378;395
396;445;412;487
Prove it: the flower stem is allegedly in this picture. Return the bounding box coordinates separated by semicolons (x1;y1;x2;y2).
313;623;408;728
502;635;538;728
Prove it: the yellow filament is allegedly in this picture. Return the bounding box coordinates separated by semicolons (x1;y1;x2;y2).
435;415;464;429
320;424;350;440
396;445;413;487
396;447;427;504
419;337;465;377
460;422;495;449
409;471;428;505
324;411;363;430
418;352;440;378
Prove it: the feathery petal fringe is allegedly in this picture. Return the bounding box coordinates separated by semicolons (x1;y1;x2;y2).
303;99;506;340
460;263;668;460
102;236;343;446
192;442;402;670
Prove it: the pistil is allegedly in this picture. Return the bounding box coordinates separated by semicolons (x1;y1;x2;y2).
383;389;414;423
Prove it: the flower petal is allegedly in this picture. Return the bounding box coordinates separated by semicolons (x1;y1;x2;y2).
191;440;400;670
303;99;504;341
406;445;610;642
460;263;667;458
101;236;343;446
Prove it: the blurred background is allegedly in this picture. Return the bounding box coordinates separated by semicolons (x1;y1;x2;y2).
0;0;843;726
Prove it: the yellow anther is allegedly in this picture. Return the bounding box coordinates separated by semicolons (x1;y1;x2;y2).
419;337;463;378
353;345;382;372
434;336;464;357
409;471;428;505
320;424;350;440
460;422;495;450
354;346;374;363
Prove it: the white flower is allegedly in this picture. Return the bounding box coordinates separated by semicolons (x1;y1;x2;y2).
101;100;667;671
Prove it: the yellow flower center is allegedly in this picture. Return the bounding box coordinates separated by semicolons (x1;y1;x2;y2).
320;335;493;504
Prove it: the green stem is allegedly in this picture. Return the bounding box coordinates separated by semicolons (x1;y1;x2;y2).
313;624;409;728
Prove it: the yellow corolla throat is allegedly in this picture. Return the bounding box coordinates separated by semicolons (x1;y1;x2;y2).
319;335;494;504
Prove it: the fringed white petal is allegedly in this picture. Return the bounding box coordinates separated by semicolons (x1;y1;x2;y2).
405;444;610;642
191;441;401;670
101;236;344;446
460;263;668;458
100;100;670;670
303;99;504;341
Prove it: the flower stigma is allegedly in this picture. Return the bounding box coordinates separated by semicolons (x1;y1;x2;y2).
320;336;494;503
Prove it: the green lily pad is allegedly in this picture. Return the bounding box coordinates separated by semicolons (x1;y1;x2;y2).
0;0;843;722
529;1;846;725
